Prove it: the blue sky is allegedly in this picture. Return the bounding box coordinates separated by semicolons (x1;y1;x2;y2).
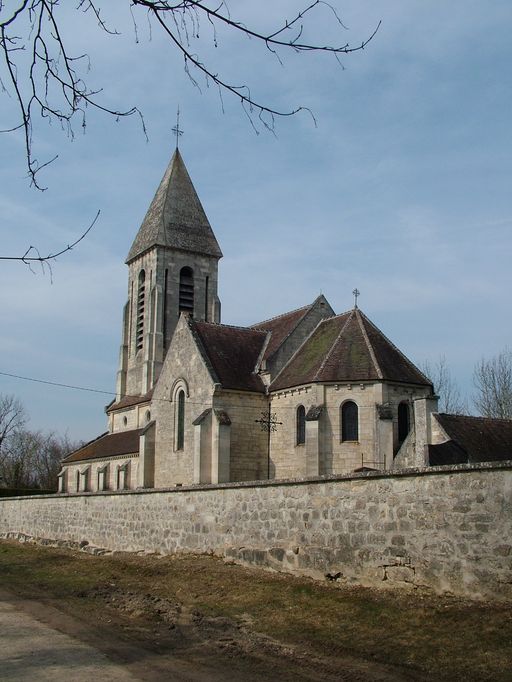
1;1;511;441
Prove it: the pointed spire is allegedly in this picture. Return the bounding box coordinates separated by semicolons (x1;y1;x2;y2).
126;149;223;263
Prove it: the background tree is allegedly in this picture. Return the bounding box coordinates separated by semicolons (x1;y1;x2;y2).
473;349;512;419
0;393;81;489
0;394;27;463
0;1;378;189
420;356;468;415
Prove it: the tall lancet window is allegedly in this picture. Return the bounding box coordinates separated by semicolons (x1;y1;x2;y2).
136;269;146;352
176;390;185;450
341;401;359;442
296;405;306;445
179;267;194;315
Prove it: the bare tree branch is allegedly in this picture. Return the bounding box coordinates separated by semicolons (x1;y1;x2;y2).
0;209;100;278
1;1;379;187
420;356;468;415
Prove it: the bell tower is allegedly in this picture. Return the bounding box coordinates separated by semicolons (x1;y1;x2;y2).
116;148;222;399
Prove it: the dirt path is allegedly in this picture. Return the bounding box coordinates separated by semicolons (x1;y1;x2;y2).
0;587;422;681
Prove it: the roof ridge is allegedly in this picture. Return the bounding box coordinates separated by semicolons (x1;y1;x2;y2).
250;301;313;328
437;412;511;423
313;310;355;381
357;310;432;387
254;331;272;374
195;319;268;334
186;317;221;385
269;316;328;389
355;308;383;380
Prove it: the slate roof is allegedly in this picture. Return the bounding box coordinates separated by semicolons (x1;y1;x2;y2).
270;308;431;391
62;429;143;464
430;413;512;464
127;149;222;263
191;319;268;393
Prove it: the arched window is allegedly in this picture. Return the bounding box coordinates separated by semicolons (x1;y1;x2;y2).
176;389;185;450
136;269;145;352
296;405;306;445
398;402;410;443
179;266;194;314
341;401;359;442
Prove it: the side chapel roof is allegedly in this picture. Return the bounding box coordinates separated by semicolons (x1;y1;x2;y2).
62;428;143;464
190;319;268;393
429;413;512;464
270;308;432;391
127;149;222;263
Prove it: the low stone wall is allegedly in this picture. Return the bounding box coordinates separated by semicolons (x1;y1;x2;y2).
1;462;511;600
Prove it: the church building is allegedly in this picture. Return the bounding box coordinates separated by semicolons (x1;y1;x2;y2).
59;147;470;493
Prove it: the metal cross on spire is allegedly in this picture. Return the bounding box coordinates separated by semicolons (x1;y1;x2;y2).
172;106;184;149
352;288;360;308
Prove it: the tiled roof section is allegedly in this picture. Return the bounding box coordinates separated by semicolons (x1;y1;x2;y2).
62;429;143;464
126;149;222;263
358;311;431;385
106;389;153;413
271;308;432;391
428;440;468;466
251;303;313;361
192;320;267;392
433;413;512;462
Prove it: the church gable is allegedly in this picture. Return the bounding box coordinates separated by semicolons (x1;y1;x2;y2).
251;295;335;377
191;320;268;393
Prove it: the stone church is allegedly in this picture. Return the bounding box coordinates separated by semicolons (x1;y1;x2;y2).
60;148;500;493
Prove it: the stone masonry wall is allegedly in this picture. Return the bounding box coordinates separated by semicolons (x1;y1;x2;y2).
1;462;511;601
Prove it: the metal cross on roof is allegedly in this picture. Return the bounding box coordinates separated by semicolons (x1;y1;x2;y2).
172;106;184;149
353;288;360;308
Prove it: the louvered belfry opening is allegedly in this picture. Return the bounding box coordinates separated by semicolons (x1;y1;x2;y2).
179;266;194;314
136;269;145;352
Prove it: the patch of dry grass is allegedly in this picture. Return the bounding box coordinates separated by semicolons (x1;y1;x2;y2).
0;540;510;681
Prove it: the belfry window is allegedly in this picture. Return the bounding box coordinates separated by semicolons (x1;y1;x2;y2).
341;401;359;442
176;389;185;450
136;269;146;352
179;267;194;315
398;402;410;444
296;405;306;445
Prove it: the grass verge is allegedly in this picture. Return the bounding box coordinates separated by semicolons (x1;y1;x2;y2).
0;539;510;681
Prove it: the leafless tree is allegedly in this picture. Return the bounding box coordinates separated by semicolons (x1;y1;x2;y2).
420;356;468;415
32;431;81;489
0;422;81;489
473;349;512;419
0;394;27;462
1;1;379;189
